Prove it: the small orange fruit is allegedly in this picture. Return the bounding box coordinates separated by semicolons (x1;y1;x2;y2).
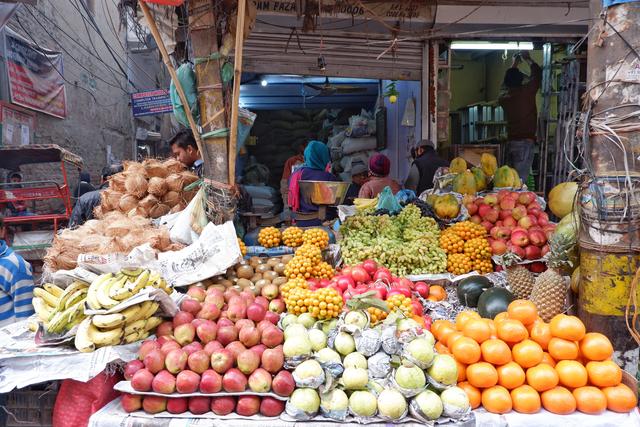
507;300;538;326
529;320;552;350
494;312;509;324
431;319;454;340
547;337;579;361
602;383;638;413
555;360;588;388
451;337;482;365
429;285;447;301
512;339;544;368
463;319;492;344
458;381;482;409
579;332;614;361
456;310;481;331
541;386;576;415
467;362;499;389
456;360;467;382
480;338;512;365
482;385;512;414
446;331;465;349
497;361;526;390
435;341;451;355
549;314;586;341
526;364;559;392
438;324;458;345
485;319;497;338
510;385;541;414
573;386;607;415
496;319;529;344
585;360;622;387
540;352;556;367
526;316;544;334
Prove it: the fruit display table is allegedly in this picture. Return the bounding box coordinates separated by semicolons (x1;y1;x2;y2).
88;398;640;427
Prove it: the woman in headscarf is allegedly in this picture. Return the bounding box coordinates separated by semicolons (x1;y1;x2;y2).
288;140;338;226
358;153;401;199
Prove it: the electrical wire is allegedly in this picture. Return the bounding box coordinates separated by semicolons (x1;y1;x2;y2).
12;14;124;108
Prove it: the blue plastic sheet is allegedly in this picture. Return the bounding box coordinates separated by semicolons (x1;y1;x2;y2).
603;0;638;6
376;186;402;214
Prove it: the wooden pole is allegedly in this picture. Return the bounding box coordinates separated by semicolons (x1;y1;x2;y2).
189;0;229;184
228;0;246;185
139;1;204;156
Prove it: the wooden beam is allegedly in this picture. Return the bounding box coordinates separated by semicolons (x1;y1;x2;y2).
228;0;246;185
189;0;228;184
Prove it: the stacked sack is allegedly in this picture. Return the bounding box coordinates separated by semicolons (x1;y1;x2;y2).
328;110;377;181
98;159;199;219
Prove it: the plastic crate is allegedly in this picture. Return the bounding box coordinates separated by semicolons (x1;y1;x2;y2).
5;383;58;427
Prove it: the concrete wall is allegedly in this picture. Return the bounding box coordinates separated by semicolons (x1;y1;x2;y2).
1;2;135;184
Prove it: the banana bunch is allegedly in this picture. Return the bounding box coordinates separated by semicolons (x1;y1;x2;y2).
32;282;89;334
75;300;162;352
86;268;171;311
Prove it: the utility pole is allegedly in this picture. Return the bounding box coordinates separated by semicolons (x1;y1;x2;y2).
189;0;228;184
579;0;640;375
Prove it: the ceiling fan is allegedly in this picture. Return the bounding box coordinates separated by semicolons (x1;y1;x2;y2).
303;77;368;97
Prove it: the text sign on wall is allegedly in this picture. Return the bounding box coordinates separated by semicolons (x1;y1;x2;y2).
253;0;432;20
4;32;67;119
131;89;173;117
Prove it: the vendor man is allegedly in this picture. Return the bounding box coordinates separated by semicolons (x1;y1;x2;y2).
69;165;123;227
170;129;203;177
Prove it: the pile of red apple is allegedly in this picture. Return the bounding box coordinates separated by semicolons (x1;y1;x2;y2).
120;285;294;417
465;190;556;272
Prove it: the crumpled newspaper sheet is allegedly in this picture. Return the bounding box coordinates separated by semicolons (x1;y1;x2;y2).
0;320;139;393
474;407;640;427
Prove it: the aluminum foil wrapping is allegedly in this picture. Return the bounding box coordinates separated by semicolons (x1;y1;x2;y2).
402;340;435;370
381;325;401;355
326;326;339;350
284;400;318;421
377;406;409;423
284;354;310;370
319;390;348;421
442;399;472;420
354;328;381;356
408;398;440;425
366;378;387;396
426;373;455;392
367;351;392;379
390;368;426;398
317;360;344;380
292;367;326;389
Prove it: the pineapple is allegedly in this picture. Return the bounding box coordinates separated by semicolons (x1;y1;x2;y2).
502;253;535;299
529;233;575;322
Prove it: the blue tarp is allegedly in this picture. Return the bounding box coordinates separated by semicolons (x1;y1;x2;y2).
603;0;639;6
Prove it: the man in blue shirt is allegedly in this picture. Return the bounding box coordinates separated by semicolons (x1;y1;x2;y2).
169;129;203;177
0;218;35;327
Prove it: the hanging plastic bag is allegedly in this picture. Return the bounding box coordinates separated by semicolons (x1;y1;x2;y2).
170;63;200;127
376;186;402;214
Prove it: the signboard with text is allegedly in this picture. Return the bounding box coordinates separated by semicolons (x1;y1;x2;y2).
253;0;432;20
131;89;173;117
5;32;67;119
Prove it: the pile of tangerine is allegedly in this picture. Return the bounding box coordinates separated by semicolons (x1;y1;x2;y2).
440;221;493;275
431;300;637;416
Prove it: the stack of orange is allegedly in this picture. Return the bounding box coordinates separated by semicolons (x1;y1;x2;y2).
432;300;637;416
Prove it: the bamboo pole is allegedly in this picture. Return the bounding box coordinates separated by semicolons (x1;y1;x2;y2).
139;1;204;157
228;0;247;185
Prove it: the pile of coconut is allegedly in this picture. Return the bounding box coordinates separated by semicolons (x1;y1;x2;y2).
44;211;185;271
97;158;199;219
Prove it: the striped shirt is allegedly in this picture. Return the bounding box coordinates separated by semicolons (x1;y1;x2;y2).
0;240;35;327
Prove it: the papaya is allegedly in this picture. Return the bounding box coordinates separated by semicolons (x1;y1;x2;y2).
426;194;438;207
452;171;477;195
471;167;487;192
493;165;516;188
434;194;460;219
480;153;498;176
449;157;467;174
509;167;522;188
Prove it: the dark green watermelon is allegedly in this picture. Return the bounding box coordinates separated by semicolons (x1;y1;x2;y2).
477;288;515;319
457;276;493;308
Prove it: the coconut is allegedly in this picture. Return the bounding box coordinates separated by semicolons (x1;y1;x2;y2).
165;173;185;192
163;158;184;174
101;189;122;211
147;177;168;197
104;219;132;237
143;158;169;178
78;235;107;252
123;160;144;174
169;203;183;214
139;194;159;213
124;173;148;198
109;174;126;192
180;171;199;186
162;191;181;207
118;194;138;212
92;205;104;219
149;203;170;219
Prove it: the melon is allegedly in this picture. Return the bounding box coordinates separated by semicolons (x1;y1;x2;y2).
548;182;577;218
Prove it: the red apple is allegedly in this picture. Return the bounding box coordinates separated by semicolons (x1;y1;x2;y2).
173;311;195;328
142;395;167;414
199;369;222;393
525;245;542;260
260;396;285;417
236;395;260;416
271;370;295;396
166;397;188;414
121;394;142;413
176;370;200;393
491;240;508;255
512;206;528;221
211;396;236;415
210;349;234;374
247;303;267;322
152;369;177;394
222;368;247;392
188;396;210;415
124;360;144;381
510;230;530;247
180;298;202;316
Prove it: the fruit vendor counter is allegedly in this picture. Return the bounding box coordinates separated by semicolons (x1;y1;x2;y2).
88;397;640;427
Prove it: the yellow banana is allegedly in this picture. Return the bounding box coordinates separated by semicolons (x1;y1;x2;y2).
43;283;64;298
75;318;95;352
124;319;146;336
124;330;141;344
57;281;88;310
64;289;87;310
96;276;125;309
144;316;163;332
109;277;133;301
32;297;53;323
124;270;151;295
87;323;123;346
121;268;144;278
120;303;145;324
86;273;114;310
138;301;159;321
92;313;126;329
33;288;59;308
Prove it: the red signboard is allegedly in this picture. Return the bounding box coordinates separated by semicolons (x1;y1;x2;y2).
5;32;67;119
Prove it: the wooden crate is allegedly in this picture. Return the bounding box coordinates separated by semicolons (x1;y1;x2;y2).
453;144;502;168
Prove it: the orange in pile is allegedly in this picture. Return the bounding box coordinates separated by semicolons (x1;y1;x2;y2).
433;300;637;415
440;221;493;275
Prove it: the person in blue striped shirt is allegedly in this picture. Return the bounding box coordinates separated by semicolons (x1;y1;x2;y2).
0;219;35;327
